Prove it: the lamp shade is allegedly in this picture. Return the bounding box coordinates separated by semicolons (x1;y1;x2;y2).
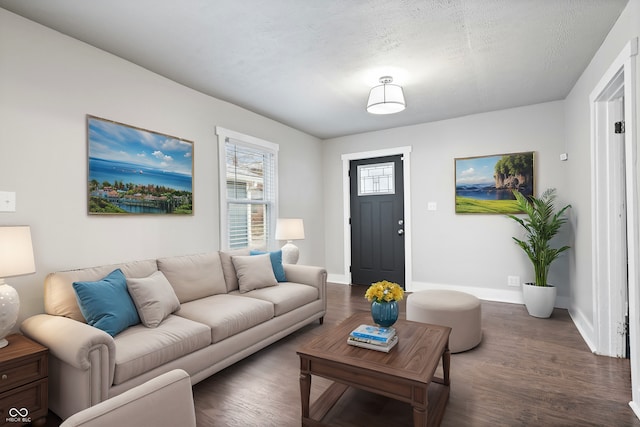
367;76;406;115
275;218;305;241
0;226;35;279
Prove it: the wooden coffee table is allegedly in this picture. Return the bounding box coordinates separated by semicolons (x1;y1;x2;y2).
297;311;451;427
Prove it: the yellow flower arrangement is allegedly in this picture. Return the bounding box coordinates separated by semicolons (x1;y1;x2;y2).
365;280;404;303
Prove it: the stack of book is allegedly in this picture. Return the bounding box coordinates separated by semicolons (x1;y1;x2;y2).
347;324;398;352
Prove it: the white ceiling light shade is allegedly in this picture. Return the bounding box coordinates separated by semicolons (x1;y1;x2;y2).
366;76;406;115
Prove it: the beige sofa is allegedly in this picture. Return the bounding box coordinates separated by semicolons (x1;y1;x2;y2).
21;251;326;420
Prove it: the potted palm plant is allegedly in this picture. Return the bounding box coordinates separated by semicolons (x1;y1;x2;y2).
507;188;571;318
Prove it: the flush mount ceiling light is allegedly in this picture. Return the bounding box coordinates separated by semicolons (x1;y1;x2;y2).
366;76;406;115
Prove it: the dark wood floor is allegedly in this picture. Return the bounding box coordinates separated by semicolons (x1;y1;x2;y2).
45;283;639;426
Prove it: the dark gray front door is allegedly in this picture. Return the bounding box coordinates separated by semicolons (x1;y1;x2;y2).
350;155;405;286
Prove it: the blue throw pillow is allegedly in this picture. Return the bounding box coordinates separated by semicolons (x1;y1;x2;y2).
73;269;140;337
250;250;287;282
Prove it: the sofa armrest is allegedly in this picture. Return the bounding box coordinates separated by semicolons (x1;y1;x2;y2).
283;264;326;288
21;314;115;380
22;314;117;419
60;369;195;427
283;264;327;309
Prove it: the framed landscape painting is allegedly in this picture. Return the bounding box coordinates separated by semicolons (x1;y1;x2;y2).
455;151;534;214
87;115;194;215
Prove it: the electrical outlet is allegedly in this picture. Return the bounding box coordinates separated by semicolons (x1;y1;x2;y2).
507;275;520;287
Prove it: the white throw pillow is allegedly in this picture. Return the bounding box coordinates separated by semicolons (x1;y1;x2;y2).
232;254;278;293
126;271;180;327
219;248;250;292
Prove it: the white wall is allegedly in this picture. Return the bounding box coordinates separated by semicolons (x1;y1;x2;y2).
564;0;640;345
323;101;570;304
0;9;325;328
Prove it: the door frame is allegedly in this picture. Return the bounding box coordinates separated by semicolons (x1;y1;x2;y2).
341;146;412;288
591;69;628;358
589;37;638;414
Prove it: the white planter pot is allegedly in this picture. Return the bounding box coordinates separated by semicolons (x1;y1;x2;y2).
521;283;557;318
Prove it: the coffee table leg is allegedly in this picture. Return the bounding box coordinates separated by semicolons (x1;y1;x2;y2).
300;367;311;420
443;346;451;386
413;404;428;427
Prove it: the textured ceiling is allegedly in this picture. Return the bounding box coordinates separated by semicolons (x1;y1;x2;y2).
0;0;629;139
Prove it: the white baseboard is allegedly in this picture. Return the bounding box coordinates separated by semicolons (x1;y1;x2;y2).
326;276;571;309
630;400;640;421
407;281;523;304
568;305;597;353
327;273;350;285
407;281;570;309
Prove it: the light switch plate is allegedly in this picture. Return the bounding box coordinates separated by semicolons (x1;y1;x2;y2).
427;202;437;211
0;191;16;212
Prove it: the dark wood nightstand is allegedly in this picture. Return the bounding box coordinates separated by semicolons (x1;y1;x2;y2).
0;334;48;427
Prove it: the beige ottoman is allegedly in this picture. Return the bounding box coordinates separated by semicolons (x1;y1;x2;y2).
406;290;482;353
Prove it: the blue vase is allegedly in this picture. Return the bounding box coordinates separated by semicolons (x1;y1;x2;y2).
371;300;399;327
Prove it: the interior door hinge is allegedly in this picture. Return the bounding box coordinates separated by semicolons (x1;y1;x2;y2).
615;121;625;134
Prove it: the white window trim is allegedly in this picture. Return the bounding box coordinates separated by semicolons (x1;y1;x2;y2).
216;127;279;250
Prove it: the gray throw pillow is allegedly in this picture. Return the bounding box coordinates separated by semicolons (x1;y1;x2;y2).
232;254;278;293
127;271;180;327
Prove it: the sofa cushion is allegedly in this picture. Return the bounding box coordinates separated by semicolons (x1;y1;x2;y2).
235;283;319;316
73;269;141;337
175;294;274;343
232;254;278;293
219;248;250;292
126;271;181;328
112;315;211;385
250;250;287;282
157;253;227;303
45;259;159;322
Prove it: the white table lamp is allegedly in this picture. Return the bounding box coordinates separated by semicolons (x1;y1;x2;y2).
275;218;305;264
0;226;35;348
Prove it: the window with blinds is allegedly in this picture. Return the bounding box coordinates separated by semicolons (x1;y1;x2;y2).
218;129;278;250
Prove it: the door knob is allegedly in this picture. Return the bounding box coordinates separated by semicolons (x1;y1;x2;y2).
398;229;404;235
